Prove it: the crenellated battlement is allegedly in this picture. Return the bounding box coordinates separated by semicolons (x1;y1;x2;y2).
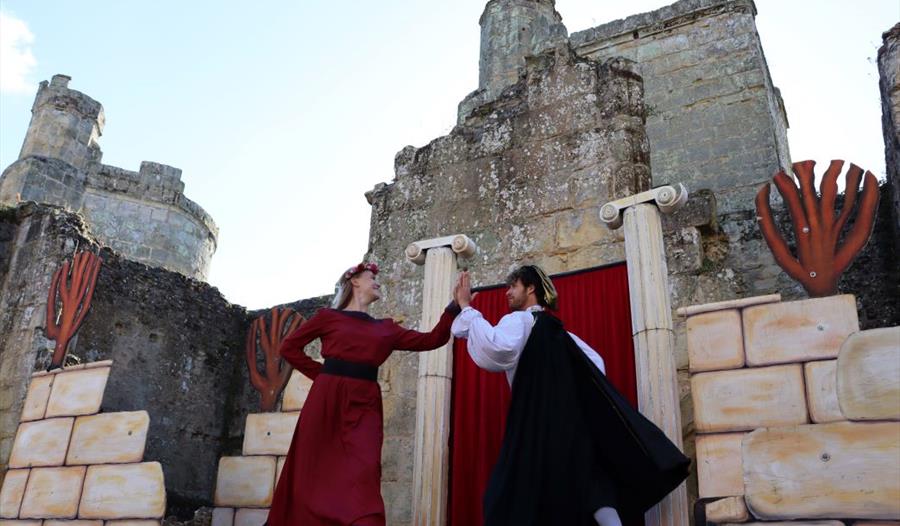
0;75;218;280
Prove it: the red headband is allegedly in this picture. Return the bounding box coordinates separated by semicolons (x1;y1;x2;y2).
343;262;379;280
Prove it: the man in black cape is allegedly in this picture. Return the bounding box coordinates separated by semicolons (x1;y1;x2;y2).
451;265;689;526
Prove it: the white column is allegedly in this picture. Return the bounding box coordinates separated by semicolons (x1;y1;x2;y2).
601;185;689;526
623;204;688;526
412;247;455;526
407;234;477;526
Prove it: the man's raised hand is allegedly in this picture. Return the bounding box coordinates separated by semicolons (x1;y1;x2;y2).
457;271;477;308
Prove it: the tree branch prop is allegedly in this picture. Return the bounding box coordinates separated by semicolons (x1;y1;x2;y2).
246;307;304;411
45;251;102;368
755;160;879;297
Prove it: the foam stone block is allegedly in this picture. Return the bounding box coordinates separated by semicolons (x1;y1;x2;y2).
687;309;744;372
66;411;149;465
744;421;900;519
742;295;858;366
44;367;110;418
9;418;73;468
837;327;900;421
696;432;745;498
0;469;30;518
242;412;299;456
19;466;86;519
692;365;807;433
282;370;313;411
78;462;166;519
214;456;276;508
21;376;53;422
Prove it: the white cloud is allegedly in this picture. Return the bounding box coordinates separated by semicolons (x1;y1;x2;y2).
0;10;36;94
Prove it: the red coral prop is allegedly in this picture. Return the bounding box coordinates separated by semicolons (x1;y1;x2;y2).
246;307;304;411
756;160;880;297
46;251;102;368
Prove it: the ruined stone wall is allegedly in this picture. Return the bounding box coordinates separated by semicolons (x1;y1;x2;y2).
879;23;900;255
65;247;249;517
363;4;900;517
0;157;88;210
0;203;98;474
0;207;17;283
692;183;899;329
570;0;790;214
0;203;252;519
81;163;218;279
17;74;104;171
0;75;218;280
460;0;568;119
365;43;648;524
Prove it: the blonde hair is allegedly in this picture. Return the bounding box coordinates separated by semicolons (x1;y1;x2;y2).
331;262;379;309
331;280;353;309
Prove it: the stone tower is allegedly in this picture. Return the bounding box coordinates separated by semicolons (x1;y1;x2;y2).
0;75;218;280
0;75;102;209
19;74;104;172
460;0;568;120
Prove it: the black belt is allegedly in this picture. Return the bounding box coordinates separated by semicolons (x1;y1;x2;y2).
321;358;378;382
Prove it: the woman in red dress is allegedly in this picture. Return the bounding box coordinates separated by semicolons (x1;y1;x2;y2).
266;262;460;525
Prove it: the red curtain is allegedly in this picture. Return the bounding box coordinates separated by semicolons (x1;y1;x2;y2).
447;262;636;526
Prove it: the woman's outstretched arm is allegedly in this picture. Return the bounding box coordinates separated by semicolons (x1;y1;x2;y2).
392;303;461;351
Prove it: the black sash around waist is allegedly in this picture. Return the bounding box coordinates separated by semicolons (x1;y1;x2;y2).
321;358;378;382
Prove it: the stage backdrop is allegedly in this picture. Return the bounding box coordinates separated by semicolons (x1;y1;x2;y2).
447;262;637;525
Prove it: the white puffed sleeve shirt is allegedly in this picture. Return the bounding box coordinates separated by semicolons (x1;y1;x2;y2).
451;305;606;386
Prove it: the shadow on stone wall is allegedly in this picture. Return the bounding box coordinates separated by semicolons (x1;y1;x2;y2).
834;183;899;329
68;250;250;517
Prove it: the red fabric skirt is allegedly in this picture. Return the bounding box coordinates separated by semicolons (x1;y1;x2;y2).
267;374;385;526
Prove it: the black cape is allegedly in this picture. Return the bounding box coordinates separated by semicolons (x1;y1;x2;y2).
483;312;690;525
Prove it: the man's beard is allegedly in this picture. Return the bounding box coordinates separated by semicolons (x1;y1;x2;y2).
507;296;525;311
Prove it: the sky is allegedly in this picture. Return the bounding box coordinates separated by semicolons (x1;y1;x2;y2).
1;1;897;309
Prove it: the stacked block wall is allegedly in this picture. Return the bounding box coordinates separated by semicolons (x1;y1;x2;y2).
0;361;166;523
685;294;900;523
210;371;313;526
0;204;98;473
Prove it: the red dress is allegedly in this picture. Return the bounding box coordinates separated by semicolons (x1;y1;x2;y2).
267;306;457;526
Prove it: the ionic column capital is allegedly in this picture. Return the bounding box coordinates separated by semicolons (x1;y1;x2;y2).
405;234;478;265
599;184;689;229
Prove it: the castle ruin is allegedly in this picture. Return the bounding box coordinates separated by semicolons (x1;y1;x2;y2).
0;1;897;524
0;74;218;280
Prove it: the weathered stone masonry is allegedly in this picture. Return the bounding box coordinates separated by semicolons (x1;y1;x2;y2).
0;203;241;517
570;0;790;215
2;1;899;522
879;23;900;256
366;42;649;524
0;204;99;475
362;1;899;523
0;201;337;518
0;75;218;280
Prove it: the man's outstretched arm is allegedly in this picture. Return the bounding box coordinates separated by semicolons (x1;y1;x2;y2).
451;270;530;372
452;308;532;372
